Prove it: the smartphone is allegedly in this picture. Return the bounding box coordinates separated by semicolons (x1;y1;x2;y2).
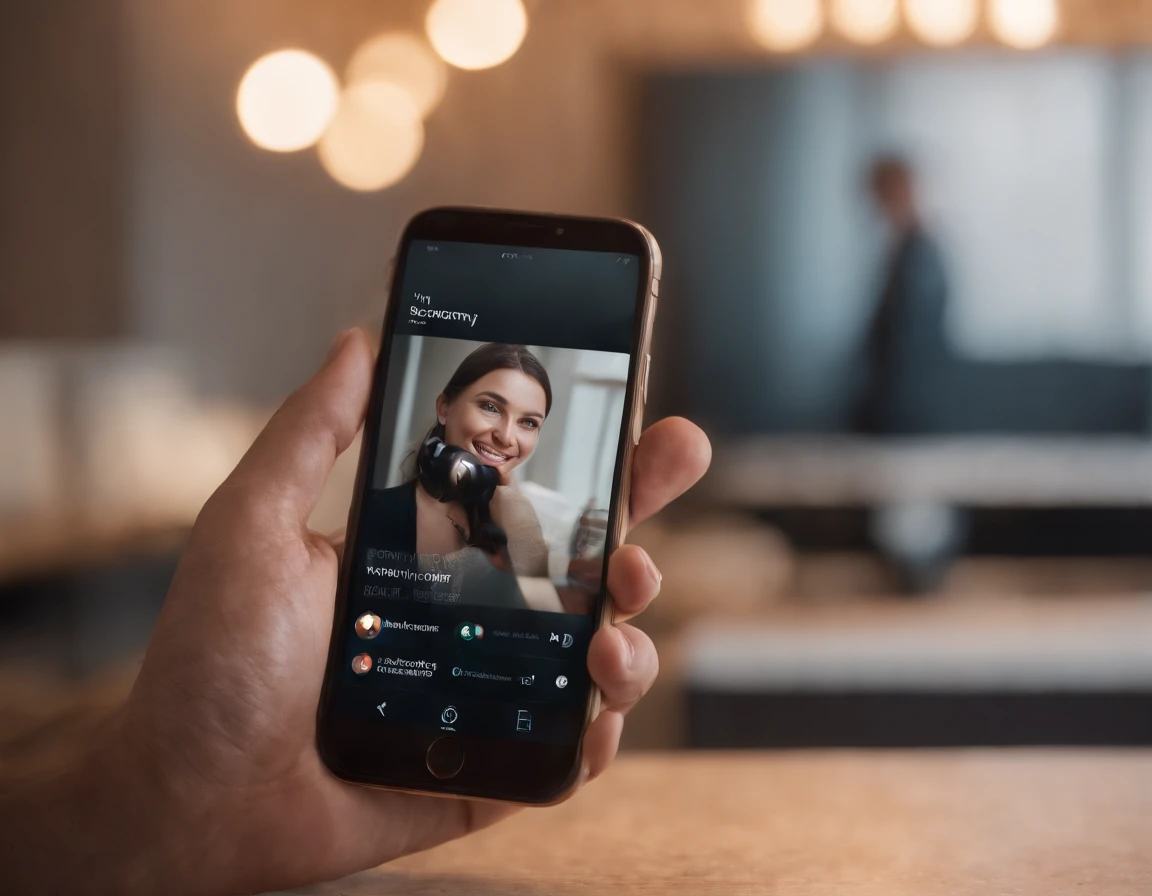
317;207;660;803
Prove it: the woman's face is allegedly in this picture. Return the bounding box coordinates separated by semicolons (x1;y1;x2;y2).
438;368;547;477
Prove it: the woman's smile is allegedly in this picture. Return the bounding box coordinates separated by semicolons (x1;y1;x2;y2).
439;367;547;477
472;440;516;465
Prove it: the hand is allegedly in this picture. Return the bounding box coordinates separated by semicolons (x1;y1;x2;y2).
0;329;711;896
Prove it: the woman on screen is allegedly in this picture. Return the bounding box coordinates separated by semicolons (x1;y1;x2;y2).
367;343;552;608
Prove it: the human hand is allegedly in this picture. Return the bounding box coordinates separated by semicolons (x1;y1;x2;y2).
1;329;710;896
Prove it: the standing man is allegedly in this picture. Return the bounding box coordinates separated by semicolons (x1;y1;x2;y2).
856;156;951;434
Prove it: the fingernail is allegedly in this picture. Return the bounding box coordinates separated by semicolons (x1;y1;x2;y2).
325;329;351;364
643;549;662;588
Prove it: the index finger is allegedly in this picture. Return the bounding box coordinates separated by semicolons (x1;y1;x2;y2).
629;417;712;529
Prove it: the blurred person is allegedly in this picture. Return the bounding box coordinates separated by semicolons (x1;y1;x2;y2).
0;328;711;894
855;156;951;433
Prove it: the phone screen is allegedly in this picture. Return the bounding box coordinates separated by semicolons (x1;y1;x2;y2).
324;227;647;772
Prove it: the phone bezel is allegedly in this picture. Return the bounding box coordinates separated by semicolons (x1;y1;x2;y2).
317;207;659;804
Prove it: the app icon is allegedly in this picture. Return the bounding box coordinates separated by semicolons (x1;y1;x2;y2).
441;705;459;725
555;675;568;689
518;675;535;686
351;653;373;675
550;632;560;644
458;622;484;641
375;701;387;717
515;709;532;732
562;633;574;648
452;666;463;677
355;612;382;639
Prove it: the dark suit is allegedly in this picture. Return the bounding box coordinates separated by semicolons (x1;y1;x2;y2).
857;227;950;434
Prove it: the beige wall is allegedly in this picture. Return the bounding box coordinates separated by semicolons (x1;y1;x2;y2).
122;0;636;401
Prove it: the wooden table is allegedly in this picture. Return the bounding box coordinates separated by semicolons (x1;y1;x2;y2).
272;751;1152;895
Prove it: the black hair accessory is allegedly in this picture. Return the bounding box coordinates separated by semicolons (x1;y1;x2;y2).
416;436;500;508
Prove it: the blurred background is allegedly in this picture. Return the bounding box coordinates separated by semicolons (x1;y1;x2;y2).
4;0;1152;770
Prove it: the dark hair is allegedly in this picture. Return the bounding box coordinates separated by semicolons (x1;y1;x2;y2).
416;343;551;564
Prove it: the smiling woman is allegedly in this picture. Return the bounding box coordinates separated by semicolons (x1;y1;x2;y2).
364;342;557;610
361;329;633;616
416;343;552;569
434;343;552;475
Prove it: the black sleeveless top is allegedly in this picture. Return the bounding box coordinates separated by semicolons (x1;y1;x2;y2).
362;482;419;555
361;482;527;609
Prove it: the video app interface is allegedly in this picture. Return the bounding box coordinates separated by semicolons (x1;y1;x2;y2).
336;239;641;745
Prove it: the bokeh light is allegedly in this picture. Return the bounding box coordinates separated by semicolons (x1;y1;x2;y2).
747;0;825;52
831;0;900;45
346;31;448;119
236;50;338;152
425;0;528;71
988;0;1060;50
903;0;979;47
318;81;424;192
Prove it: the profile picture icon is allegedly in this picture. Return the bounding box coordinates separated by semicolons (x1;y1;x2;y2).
355;612;382;639
457;622;484;642
351;653;373;676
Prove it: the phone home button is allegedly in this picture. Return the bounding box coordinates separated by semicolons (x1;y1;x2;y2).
425;736;465;779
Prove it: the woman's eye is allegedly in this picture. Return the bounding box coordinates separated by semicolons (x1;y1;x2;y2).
479;401;499;414
520;418;539;429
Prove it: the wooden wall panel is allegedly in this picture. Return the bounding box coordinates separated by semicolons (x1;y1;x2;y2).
0;2;126;339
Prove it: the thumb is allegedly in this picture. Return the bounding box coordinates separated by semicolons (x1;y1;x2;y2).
212;328;374;534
